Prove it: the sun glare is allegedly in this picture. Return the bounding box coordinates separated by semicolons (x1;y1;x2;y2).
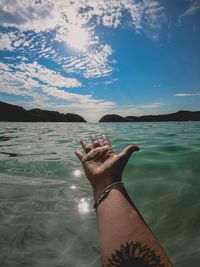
67;25;89;51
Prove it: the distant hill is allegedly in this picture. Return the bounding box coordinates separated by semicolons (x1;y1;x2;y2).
99;114;128;122
1;101;199;123
99;111;200;122
0;101;87;122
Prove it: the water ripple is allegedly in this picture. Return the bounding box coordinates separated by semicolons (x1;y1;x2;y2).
0;122;199;267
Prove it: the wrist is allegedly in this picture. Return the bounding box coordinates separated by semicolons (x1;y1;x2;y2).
93;181;124;210
92;177;122;201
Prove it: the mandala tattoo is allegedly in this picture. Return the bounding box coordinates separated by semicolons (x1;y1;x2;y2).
104;241;165;267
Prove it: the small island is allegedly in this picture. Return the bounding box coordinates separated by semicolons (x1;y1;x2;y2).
0;101;87;122
99;111;200;122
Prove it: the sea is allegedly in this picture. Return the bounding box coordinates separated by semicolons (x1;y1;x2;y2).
0;122;199;267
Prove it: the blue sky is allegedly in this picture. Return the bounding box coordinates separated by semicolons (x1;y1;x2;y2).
0;0;200;121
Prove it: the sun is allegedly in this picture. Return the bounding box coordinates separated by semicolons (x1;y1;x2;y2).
67;25;89;51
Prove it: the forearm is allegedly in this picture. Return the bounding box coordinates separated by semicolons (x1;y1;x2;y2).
96;188;172;266
75;135;172;265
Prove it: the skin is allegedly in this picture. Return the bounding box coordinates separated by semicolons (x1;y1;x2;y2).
75;134;173;267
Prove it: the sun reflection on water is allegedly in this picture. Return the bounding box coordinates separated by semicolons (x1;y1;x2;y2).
69;185;76;189
73;169;82;178
78;198;90;215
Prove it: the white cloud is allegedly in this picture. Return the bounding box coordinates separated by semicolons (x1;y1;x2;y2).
179;0;200;24
0;66;40;96
0;62;12;71
63;44;113;78
0;0;167;38
153;84;161;88
175;92;200;96
0;0;167;79
0;1;169;121
1;62;164;121
101;11;122;28
13;38;24;47
183;0;200;16
0;62;116;121
0;62;82;98
0;0;62;32
0;31;46;58
17;61;81;88
0;32;19;51
136;102;164;108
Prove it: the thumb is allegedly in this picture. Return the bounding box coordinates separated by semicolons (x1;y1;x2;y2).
115;145;139;173
120;145;139;160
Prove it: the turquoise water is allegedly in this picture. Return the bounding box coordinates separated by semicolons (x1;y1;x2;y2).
0;122;200;267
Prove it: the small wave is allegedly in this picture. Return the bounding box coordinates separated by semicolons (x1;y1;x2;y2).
0;151;57;157
0;174;67;186
0;136;14;141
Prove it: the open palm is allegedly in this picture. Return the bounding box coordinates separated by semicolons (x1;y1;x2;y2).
75;135;139;197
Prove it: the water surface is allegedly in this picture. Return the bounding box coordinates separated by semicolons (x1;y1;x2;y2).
0;122;200;267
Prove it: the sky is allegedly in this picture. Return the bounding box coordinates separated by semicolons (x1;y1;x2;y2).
0;0;200;122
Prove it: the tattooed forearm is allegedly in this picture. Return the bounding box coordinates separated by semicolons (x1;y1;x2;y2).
103;241;165;267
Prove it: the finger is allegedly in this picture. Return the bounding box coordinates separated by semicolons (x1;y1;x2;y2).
80;139;92;154
101;147;114;162
91;134;101;148
74;150;84;161
102;134;112;147
84;145;110;163
120;145;139;159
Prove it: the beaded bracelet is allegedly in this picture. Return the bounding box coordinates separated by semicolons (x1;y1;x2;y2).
93;181;124;210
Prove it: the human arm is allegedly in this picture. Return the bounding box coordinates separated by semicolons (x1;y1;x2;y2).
75;134;173;267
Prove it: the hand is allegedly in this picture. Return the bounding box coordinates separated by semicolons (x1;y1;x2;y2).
75;135;139;200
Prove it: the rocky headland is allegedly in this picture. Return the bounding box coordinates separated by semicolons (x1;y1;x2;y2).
0;101;87;122
99;111;200;122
